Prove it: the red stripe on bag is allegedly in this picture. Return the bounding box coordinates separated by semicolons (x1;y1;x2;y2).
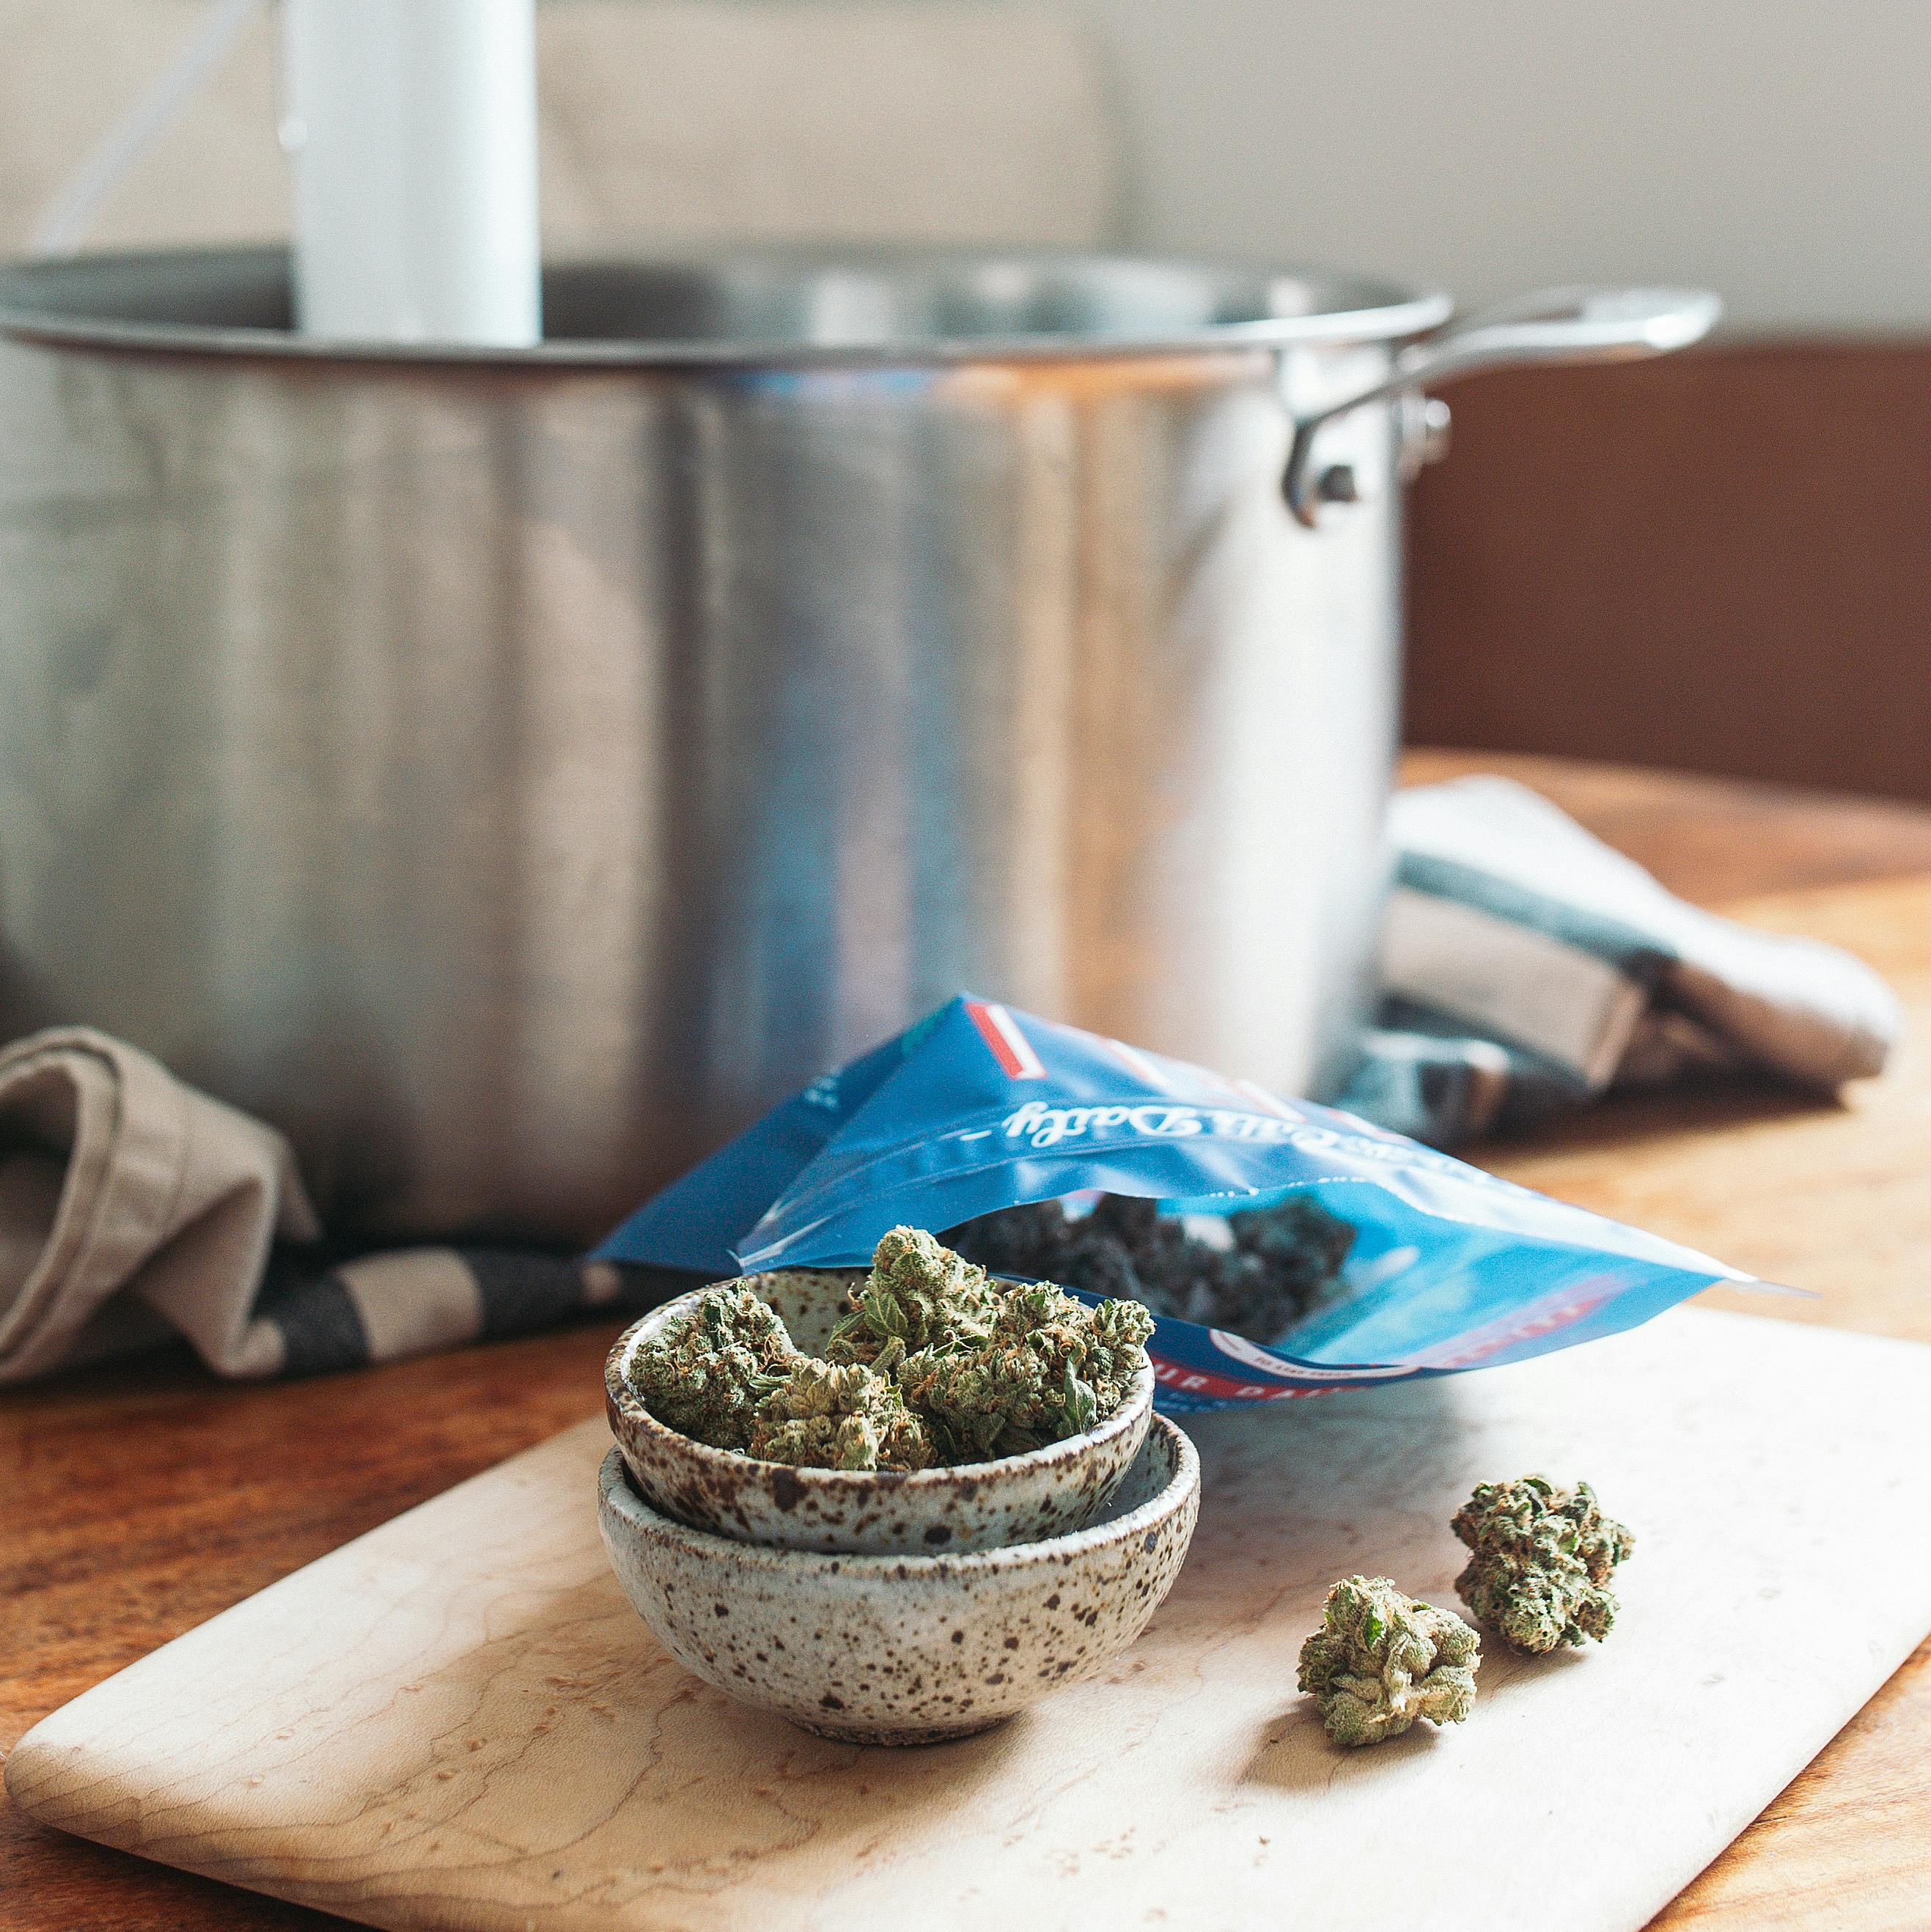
1151;1357;1324;1402
964;999;1045;1080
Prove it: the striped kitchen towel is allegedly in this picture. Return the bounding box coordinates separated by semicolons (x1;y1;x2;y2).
1336;777;1902;1142
0;778;1901;1383
0;1029;684;1384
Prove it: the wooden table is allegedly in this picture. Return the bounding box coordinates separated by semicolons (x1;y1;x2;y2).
7;752;1931;1931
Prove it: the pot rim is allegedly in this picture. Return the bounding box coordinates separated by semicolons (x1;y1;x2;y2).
0;243;1453;370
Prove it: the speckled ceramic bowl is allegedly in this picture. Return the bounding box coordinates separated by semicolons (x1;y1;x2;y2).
596;1412;1199;1744
605;1268;1156;1556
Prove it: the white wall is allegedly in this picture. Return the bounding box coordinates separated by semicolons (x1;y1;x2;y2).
12;0;1928;330
1076;0;1931;331
0;1;1121;255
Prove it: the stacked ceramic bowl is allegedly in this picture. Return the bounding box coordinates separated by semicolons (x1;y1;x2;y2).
600;1267;1200;1744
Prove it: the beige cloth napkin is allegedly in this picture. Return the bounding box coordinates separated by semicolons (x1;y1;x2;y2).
0;1028;664;1385
0;1028;318;1383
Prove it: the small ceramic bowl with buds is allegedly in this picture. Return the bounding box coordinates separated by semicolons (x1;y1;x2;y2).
605;1264;1157;1557
597;1411;1199;1745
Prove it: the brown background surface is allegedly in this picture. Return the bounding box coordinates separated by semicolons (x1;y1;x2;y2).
1406;345;1931;804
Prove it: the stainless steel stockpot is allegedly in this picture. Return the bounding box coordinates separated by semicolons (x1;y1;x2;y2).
0;248;1716;1241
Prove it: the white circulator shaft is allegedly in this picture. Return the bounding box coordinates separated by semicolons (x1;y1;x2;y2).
282;0;542;346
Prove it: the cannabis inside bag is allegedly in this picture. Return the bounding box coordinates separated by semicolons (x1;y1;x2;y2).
595;996;1747;1412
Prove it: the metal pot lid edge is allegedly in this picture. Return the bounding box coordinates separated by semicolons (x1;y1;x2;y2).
0;242;1454;368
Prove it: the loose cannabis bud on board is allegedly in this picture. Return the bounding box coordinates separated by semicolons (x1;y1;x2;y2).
747;1360;935;1472
1452;1474;1635;1654
949;1192;1355;1345
1297;1574;1479;1749
628;1285;801;1451
899;1282;1157;1461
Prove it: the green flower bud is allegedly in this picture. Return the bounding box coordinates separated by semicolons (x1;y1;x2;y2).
749;1359;933;1472
629;1229;1157;1472
1298;1575;1479;1748
627;1286;801;1451
1451;1475;1633;1654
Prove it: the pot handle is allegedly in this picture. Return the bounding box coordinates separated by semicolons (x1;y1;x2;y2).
1284;285;1723;526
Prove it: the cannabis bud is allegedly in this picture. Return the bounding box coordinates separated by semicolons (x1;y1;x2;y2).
1451;1474;1634;1654
747;1359;934;1472
628;1285;801;1451
897;1280;1155;1461
828;1224;997;1374
1297;1574;1479;1748
629;1227;1156;1470
948;1191;1355;1345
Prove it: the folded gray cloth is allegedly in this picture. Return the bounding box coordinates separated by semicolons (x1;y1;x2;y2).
0;779;1902;1384
1336;778;1902;1141
0;1029;671;1385
0;1029;320;1381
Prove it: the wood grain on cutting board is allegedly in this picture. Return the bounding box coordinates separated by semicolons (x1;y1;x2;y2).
11;1307;1931;1932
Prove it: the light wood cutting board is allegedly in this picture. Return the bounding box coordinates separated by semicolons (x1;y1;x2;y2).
11;1307;1931;1932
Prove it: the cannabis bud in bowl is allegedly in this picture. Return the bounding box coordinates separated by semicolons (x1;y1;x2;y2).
605;1227;1158;1555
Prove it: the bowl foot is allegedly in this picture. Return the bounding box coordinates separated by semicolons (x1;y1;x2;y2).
787;1712;1014;1747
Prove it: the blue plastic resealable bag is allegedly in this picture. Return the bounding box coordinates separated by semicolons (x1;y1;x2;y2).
596;995;1748;1413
